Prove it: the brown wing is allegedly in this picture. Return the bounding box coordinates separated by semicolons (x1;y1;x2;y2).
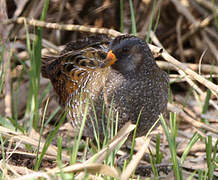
60;34;111;55
41;36;110;105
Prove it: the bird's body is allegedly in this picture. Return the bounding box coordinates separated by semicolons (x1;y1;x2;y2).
41;34;168;139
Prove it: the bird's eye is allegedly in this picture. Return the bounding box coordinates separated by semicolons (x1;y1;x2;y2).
122;47;129;53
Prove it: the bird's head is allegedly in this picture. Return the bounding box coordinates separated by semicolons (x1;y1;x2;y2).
101;35;155;75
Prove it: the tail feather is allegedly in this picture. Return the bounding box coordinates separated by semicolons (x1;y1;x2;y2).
41;55;61;78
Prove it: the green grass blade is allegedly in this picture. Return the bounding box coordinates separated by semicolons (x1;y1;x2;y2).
23;19;35;131
120;0;124;33
149;148;159;178
22;0;49;131
130;109;142;160
0;135;5;164
160;114;182;180
34;111;67;170
57;136;63;162
34;98;49;170
7;117;24;132
205;136;214;180
155;134;163;164
212;0;218;31
181;132;200;164
71;99;89;164
0;116;15;130
201;72;213;124
187;170;197;180
31;0;49;129
149;149;159;179
129;0;137;35
169;112;178;146
146;0;157;43
44;106;61;126
90;99;101;149
153;7;161;34
39;83;52;105
212;139;218;162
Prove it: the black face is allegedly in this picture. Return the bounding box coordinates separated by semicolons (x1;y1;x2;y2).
109;35;152;75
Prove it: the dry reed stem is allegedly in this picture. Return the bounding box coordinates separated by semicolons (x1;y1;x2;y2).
13;172;50;180
196;0;218;14
5;17;123;37
1;149;60;161
5;17;218;95
160;50;218;95
171;0;198;26
48;164;119;179
149;32;218;105
12;122;134;180
167;103;218;135
181;15;214;43
120;137;151;180
201;31;218;63
0;126;70;161
157;61;218;74
75;122;135;179
3;164;34;176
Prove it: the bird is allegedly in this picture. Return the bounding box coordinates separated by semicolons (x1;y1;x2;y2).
41;34;169;140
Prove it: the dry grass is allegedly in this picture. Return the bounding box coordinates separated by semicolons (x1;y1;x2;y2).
0;0;218;179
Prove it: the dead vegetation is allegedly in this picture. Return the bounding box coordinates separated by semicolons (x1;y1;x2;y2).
0;0;218;179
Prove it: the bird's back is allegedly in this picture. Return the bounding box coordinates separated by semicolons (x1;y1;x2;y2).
41;35;111;105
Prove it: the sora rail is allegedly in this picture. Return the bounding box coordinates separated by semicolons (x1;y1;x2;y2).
41;34;169;139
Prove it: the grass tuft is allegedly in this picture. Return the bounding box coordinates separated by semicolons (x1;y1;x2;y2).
160;113;183;179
